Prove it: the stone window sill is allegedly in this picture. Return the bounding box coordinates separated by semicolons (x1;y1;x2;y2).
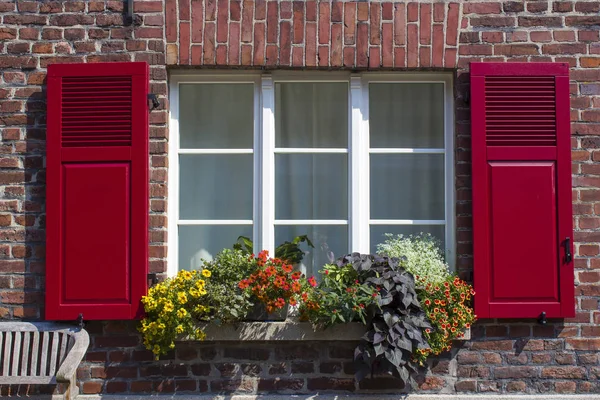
191;319;470;341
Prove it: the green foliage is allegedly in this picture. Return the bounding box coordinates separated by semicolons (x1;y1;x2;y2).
376;233;450;284
299;263;379;326
329;253;431;387
233;235;314;264
201;249;255;323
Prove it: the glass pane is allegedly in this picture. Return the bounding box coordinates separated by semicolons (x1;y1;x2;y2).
180;154;253;219
369;83;444;148
276;154;348;220
275;82;348;148
275;225;348;278
179;83;254;149
370;154;444;220
370;225;445;255
179;225;252;270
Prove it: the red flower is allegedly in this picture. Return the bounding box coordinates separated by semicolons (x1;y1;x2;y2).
308;276;317;287
424;299;431;306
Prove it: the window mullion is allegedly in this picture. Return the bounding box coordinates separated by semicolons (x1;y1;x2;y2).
167;80;180;277
350;75;369;253
260;75;275;255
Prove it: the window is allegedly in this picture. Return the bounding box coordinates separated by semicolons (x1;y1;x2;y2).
168;72;454;277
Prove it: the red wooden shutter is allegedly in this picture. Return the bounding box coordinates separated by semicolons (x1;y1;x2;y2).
471;62;574;319
46;62;149;320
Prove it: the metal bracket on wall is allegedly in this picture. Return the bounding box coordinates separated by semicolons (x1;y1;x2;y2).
148;273;158;286
538;311;547;325
125;0;134;24
76;313;85;329
148;94;160;111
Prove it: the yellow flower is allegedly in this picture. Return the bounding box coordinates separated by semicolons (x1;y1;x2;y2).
180;271;193;280
177;308;188;319
176;325;184;334
163;301;174;313
201;269;211;278
177;292;188;304
189;288;199;298
195;329;206;340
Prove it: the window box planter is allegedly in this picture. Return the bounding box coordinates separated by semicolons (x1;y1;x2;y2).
189;319;470;342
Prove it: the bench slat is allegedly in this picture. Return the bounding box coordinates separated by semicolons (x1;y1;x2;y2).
3;332;12;376
58;332;68;365
30;331;39;376
11;331;22;376
49;332;59;376
21;331;30;376
0;375;55;384
40;331;49;376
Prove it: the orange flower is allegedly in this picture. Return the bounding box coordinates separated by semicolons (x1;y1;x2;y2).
424;299;431;306
308;276;317;287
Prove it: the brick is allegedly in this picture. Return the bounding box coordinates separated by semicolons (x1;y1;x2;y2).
305;0;316;21
543;43;587;54
566;16;600;26
575;1;600;13
394;3;405;45
216;0;228;43
318;2;330;45
528;31;551;42
258;379;303;391
279;0;291;19
293;1;304;44
504;1;524;12
458;366;490;378
343;47;354;68
464;3;502;14
495;366;538;379
552;31;576;43
566;338;600;350
579;30;599;42
4;15;47;25
542;366;586;379
446;3;459;46
471;340;514;351
455;380;477;392
471;16;515;27
553;1;573;12
357;2;368;21
356;23;368;67
526;2;548;12
308;377;354;391
419;4;431;46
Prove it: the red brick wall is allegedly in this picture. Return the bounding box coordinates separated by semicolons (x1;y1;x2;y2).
0;0;599;395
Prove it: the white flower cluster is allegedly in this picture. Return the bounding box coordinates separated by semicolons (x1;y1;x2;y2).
376;233;450;284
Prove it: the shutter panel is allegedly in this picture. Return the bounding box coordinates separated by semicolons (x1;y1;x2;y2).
470;62;574;319
46;62;149;320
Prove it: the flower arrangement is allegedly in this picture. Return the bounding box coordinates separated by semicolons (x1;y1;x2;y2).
413;274;476;365
139;268;213;359
299;262;379;326
238;250;317;314
375;233;477;365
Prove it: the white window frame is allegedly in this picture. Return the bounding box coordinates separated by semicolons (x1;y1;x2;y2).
168;72;454;277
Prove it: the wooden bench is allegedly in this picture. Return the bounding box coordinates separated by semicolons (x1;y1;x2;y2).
0;322;89;400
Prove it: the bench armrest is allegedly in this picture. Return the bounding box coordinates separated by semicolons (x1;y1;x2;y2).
56;329;90;383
